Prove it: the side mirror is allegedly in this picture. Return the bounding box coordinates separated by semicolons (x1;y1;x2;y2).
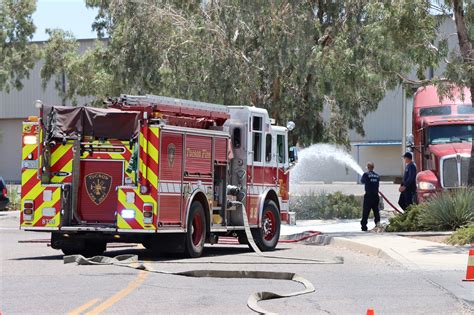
286;121;295;131
289;146;298;163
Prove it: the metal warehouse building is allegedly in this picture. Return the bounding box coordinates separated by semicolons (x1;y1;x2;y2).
0;17;459;183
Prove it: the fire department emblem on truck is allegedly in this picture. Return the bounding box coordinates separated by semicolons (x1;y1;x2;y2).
167;143;176;167
85;172;112;205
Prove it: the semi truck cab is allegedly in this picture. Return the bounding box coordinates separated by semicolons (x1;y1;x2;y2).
411;85;473;201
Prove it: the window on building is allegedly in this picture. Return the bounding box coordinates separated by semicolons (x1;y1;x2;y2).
265;134;272;162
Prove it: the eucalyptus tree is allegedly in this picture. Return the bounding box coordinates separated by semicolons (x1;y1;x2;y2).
0;0;37;92
41;1;442;148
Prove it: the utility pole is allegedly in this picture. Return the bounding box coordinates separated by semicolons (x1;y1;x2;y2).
401;84;407;173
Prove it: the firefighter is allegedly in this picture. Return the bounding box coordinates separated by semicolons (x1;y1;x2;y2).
360;162;380;232
398;152;417;210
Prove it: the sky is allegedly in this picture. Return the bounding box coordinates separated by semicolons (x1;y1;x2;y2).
32;0;98;41
31;0;448;42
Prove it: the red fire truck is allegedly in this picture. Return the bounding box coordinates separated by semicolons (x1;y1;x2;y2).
411;85;473;201
20;95;297;257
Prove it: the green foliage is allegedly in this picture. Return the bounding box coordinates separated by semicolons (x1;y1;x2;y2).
386;189;474;232
420;188;474;231
40;29;111;106
385;203;425;232
0;0;38;92
41;0;444;146
290;191;362;220
6;184;20;211
448;224;474;246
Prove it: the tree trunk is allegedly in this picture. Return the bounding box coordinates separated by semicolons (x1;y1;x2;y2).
452;0;474;185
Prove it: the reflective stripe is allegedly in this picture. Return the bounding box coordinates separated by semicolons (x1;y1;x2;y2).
159;182;182;193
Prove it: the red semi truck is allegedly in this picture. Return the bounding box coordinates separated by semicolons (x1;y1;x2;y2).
20;95;296;257
411;85;473;201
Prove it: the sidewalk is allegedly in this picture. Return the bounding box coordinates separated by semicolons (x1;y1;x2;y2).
282;219;473;305
282;220;468;271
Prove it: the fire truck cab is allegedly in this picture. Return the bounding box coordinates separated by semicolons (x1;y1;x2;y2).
20;95;296;258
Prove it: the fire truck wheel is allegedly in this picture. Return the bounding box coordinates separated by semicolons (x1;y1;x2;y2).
61;247;83;256
61;240;106;257
251;200;280;251
82;241;107;257
184;201;206;258
237;234;248;245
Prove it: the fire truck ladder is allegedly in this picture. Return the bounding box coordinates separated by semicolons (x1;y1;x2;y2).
120;94;230;117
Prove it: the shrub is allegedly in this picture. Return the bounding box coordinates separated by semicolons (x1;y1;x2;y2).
6;184;20;211
420;188;474;231
290;191;362;220
385;203;425;232
448;224;474;246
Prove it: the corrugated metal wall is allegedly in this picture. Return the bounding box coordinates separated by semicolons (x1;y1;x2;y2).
0;40;96;118
0;119;23;182
0;40;96;182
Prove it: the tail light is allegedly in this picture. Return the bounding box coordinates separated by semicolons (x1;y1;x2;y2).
2;188;7;196
143;203;154;224
23;135;37;145
23;200;34;221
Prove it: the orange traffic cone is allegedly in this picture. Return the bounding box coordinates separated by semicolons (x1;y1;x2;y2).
366;308;375;315
463;248;474;282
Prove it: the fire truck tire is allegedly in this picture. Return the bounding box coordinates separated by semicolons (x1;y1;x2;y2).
83;241;107;257
184;201;206;258
238;234;249;245
61;240;106;257
251;200;280;251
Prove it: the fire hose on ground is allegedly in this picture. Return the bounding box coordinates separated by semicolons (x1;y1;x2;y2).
378;191;404;215
64;201;343;315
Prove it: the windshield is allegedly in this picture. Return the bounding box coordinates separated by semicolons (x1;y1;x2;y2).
428;124;473;144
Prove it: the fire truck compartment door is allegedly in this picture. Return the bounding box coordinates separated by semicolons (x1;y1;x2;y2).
77;160;123;223
158;132;184;225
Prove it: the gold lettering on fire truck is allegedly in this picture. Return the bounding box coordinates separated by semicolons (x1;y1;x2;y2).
186;148;211;159
167;143;176;167
85;172;112;205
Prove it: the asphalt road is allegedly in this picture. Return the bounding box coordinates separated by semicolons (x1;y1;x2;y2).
1;212;471;315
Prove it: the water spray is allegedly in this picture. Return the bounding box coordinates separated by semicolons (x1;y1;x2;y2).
291;143;403;215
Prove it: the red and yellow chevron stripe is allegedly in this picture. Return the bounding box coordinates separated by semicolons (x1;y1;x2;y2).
116;187;157;230
118;126;159;230
21;122;61;229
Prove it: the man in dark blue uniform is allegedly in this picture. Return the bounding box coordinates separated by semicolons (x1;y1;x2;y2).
360;162;380;232
398;152;417;210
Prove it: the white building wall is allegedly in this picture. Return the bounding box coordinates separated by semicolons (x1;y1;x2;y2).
0;40;96;182
0;119;23;182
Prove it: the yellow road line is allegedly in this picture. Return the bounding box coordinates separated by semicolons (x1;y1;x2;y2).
85;269;149;315
68;298;101;315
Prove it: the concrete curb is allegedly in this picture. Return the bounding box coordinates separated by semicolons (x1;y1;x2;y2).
326;236;395;261
280;231;332;245
282;231;398;262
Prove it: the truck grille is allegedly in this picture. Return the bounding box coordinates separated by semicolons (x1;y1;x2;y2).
442;156;470;188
